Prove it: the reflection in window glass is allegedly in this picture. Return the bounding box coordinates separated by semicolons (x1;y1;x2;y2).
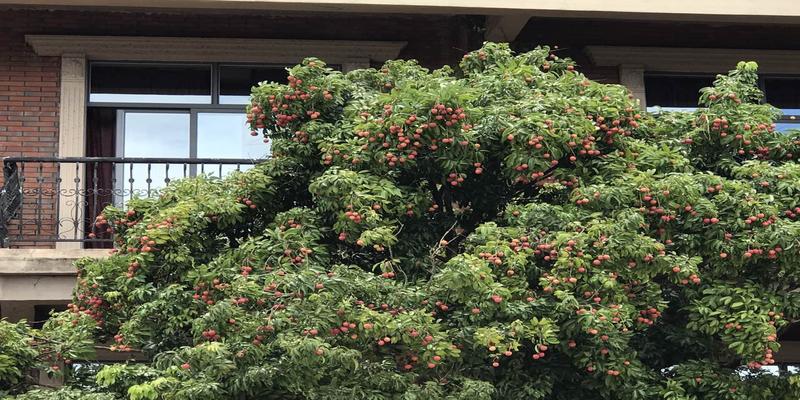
219;65;288;105
197;112;270;176
119;112;191;204
90;64;212;104
645;75;714;109
776;122;800;133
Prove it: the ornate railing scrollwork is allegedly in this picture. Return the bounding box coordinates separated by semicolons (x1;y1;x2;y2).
0;156;265;248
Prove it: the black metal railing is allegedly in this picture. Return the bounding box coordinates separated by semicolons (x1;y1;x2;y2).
0;157;265;248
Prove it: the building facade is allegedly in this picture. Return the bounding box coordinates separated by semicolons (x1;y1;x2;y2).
1;0;800;360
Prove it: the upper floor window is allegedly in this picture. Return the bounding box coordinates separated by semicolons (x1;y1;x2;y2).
219;65;290;105
86;62;295;205
90;63;213;104
645;73;800;131
645;74;713;112
89;63;292;106
762;77;800;131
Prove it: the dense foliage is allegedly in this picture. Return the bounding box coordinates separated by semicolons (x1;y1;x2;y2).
4;42;800;399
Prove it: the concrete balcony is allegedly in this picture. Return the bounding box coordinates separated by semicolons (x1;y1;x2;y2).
0;248;108;322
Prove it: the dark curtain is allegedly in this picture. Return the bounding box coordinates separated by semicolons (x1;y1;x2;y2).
84;107;116;248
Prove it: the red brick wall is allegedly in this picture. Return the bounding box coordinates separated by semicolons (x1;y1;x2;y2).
0;16;60;159
0;13;61;248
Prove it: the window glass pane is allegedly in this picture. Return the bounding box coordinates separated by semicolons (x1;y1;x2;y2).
90;64;211;104
197;112;270;176
119;112;191;204
764;78;800;111
122;112;191;158
219;65;289;105
645;75;715;108
776;122;800;133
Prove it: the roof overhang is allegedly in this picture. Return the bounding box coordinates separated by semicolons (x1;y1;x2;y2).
1;0;800;23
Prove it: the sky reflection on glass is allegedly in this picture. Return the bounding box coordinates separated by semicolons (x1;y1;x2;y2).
198;112;270;175
117;111;270;205
120;112;190;205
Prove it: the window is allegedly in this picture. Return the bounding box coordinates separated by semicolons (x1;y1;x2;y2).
219;65;289;105
645;74;714;113
763;77;800;132
116;110;192;203
645;73;800;131
87;62;285;204
89;62;289;106
90;63;212;104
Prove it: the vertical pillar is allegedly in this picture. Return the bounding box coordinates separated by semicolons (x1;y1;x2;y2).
57;54;87;249
618;64;646;109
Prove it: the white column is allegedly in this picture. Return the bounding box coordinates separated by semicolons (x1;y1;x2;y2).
618;64;646;109
56;54;87;249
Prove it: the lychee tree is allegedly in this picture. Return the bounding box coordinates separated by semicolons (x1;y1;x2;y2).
5;42;800;400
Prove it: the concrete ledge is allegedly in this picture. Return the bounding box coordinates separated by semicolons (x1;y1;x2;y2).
0;248;109;275
0;249;108;303
0;276;77;301
3;0;800;22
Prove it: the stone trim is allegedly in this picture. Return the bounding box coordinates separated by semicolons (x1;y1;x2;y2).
25;35;407;67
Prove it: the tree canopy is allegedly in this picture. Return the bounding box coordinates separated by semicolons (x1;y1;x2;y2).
4;42;800;400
